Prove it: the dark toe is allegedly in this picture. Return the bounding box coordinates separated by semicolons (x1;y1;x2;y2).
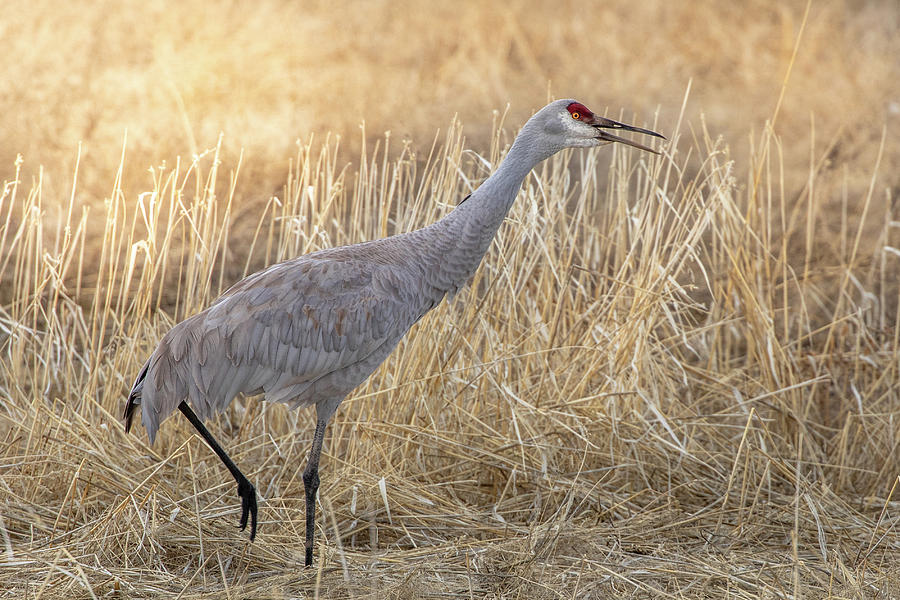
237;479;258;540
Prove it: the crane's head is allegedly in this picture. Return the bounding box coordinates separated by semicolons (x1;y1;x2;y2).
525;99;665;156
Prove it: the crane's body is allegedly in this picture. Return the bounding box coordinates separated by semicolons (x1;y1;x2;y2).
124;99;663;566
129;166;521;443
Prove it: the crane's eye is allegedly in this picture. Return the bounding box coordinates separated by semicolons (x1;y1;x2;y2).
571;112;580;120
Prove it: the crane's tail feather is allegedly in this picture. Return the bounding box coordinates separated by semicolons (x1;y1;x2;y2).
124;359;151;433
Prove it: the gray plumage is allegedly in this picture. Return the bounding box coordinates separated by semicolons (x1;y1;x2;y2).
128;164;520;441
124;98;664;564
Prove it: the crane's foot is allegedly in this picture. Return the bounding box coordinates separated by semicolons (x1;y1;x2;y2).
305;546;313;567
237;478;258;541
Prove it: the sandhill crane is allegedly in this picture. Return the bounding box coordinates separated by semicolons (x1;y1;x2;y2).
124;99;664;566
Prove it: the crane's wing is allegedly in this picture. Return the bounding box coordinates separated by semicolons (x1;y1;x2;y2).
127;248;439;443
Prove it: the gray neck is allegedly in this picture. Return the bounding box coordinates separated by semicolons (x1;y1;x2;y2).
470;131;549;216
419;126;554;296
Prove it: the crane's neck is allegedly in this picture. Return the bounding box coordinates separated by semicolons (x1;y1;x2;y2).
470;132;548;217
421;130;554;297
456;129;552;239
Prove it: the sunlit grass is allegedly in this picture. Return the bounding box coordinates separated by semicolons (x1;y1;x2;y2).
1;0;899;597
2;82;898;596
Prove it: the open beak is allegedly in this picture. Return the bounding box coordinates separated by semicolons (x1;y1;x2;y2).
590;115;665;154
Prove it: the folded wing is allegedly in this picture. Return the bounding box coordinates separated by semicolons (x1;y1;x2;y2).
127;249;436;443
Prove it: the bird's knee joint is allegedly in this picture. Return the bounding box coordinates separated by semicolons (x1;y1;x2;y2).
302;468;319;491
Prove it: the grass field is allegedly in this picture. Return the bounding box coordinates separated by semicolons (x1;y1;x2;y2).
2;1;900;597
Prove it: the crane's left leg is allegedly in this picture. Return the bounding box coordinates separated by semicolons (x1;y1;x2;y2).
178;401;258;540
303;418;327;567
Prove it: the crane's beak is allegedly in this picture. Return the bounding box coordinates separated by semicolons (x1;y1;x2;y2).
590;116;665;154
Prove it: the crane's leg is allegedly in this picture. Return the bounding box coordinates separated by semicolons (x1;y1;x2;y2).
303;418;327;567
178;401;258;540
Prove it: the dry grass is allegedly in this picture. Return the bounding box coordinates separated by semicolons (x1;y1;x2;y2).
2;1;900;598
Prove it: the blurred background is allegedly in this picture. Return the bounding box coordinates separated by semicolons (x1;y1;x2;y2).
2;0;897;214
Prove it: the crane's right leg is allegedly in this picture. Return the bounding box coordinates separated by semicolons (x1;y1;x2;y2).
303;418;327;567
178;401;258;540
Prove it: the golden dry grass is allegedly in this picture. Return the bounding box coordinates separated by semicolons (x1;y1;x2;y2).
2;1;900;598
